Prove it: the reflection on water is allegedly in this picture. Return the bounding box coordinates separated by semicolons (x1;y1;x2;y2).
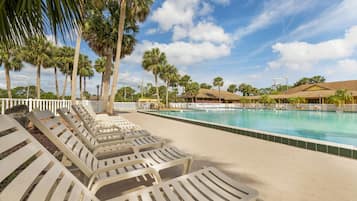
159;109;357;146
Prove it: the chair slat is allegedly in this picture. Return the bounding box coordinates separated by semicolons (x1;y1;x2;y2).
27;164;63;201
1;154;51;201
0;143;41;182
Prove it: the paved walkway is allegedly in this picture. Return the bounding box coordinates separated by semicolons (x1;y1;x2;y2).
121;112;357;201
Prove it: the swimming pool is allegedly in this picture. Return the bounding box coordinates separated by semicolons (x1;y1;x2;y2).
158;109;357;147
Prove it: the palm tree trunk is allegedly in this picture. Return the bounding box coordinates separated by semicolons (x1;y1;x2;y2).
5;64;12;98
166;81;169;108
54;66;59;99
36;63;41;99
155;74;160;105
218;87;221;102
62;72;68;99
71;29;82;104
100;72;104;96
102;53;113;110
108;0;127;114
84;77;87;93
79;75;83;100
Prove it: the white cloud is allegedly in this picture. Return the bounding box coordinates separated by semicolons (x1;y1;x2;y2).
289;0;357;40
198;1;214;16
150;0;224;32
173;22;231;44
233;0;318;41
268;26;357;70
151;0;199;31
145;28;158;35
325;59;357;80
123;40;231;66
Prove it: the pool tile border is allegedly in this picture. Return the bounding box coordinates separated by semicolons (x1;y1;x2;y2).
139;110;357;160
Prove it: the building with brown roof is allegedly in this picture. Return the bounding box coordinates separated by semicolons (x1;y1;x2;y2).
245;80;357;104
184;88;241;103
185;80;357;104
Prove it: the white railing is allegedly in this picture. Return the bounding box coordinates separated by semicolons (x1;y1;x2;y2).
0;98;139;115
1;98;72;115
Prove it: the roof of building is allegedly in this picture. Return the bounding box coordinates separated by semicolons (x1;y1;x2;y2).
245;80;357;100
285;80;357;94
186;88;241;101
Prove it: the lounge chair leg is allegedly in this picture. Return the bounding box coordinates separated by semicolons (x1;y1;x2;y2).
183;161;191;174
150;170;162;184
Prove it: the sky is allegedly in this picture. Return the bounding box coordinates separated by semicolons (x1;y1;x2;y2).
1;0;357;95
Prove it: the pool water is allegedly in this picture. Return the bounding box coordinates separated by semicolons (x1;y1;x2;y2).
158;109;357;147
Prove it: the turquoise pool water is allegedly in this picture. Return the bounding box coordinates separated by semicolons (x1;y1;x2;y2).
158;109;357;147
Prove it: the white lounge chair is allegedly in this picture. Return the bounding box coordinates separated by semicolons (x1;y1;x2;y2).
28;110;193;192
72;105;150;139
0;114;259;201
57;108;165;157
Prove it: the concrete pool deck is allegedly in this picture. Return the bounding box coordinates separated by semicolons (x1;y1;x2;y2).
120;112;357;201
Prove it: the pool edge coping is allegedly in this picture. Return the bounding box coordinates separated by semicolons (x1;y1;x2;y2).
138;110;357;160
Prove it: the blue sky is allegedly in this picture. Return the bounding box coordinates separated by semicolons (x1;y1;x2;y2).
1;0;357;95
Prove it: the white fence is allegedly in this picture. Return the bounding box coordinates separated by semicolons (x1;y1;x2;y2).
2;99;357;114
169;102;357;112
0;98;138;115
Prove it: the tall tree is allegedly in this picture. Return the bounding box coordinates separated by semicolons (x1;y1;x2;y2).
294;75;326;86
57;46;75;98
94;57;107;97
179;75;192;93
159;64;179;107
0;44;23;98
82;1;138;111
115;86;136;102
213;77;224;102
78;55;93;100
43;46;61;99
0;0;82;46
108;0;154;114
238;83;258;96
70;0;86;104
227;84;238;93
22;37;52;99
142;48;167;104
185;82;200;102
200;83;212;89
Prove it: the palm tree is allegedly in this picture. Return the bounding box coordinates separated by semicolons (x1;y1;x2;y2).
227;84;238;93
0;44;23;98
108;0;154;114
185;82;200;102
213;77;224;102
78;55;93;100
142;48;167;104
43;46;61;99
22;37;52;99
57;46;75;98
179;75;192;94
159;64;179;107
82;1;138;112
200;83;212;89
0;0;82;46
94;57;106;97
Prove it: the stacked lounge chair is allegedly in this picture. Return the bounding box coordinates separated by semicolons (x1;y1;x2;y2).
72;104;150;139
0;104;259;200
28;110;193;192
0;115;259;201
57;108;165;157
